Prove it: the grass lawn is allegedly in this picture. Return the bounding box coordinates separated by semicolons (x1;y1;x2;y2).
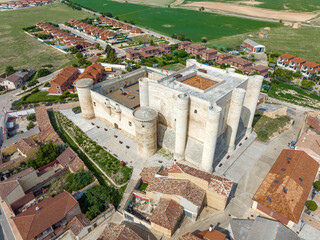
160;63;185;71
22;91;78;103
268;81;320;110
0;3;93;73
183;0;320;12
139;182;148;191
253;114;291;142
74;0;280;42
206;26;320;63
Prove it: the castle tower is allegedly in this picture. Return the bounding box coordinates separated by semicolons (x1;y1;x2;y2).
139;77;149;107
133;107;158;157
174;93;190;161
242;75;263;135
201;104;222;173
226;88;246;153
74;78;95;120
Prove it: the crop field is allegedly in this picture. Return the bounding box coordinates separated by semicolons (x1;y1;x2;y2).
127;0;175;5
206;26;320;63
74;0;279;42
0;3;93;73
183;0;320;12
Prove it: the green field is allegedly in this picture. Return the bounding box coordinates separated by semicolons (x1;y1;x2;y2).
74;0;279;42
0;4;93;73
183;0;320;12
206;26;320;63
128;0;174;5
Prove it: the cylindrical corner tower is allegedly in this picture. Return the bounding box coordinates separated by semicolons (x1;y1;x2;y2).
133;107;158;157
174;93;190;161
139;78;149;107
74;78;95;120
201;104;222;173
242;75;263;136
226;88;246;153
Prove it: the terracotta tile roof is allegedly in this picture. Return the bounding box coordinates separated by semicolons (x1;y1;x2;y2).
10;192;35;212
209;175;234;197
146;177;205;207
16;138;39;155
6;74;22;83
227;57;252;66
13;191;79;240
202;49;218;54
194;229;226;240
291;57;306;63
169;163;212;182
179;232;201;240
302;61;320;68
279;54;295;59
253;150;319;223
67;214;90;236
35;105;61;143
0;168;34;200
140;166;161;182
296;131;320;162
56;147;83;172
168;163;234;197
51;65;78;86
249;65;269;71
150;198;183;230
97;222;143;240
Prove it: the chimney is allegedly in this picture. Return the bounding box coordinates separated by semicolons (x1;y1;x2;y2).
35;206;40;211
174;159;177;164
209;224;213;232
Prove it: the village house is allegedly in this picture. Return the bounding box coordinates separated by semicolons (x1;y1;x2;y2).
224;57;253;72
200;49;218;61
0;70;34;90
150;198;184;237
288;57;307;71
126;48;141;61
252;149;319;229
242;39;265;53
277;54;296;69
13;191;81;240
168;163;234;210
301;61;320;77
56;147;85;173
244;65;269;77
178;41;192;50
75;63;105;87
15;138;39;160
140;46;161;58
215;53;233;64
179;228;227;240
186;44;207;56
97;222;143;240
131;27;142;34
158;44;171;55
48;65;79;95
295;129;320;164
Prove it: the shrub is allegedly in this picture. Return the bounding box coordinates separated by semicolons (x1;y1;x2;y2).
28;141;59;169
37;69;51;78
26;121;35;130
315;181;320;191
64;171;94;192
5;66;15;76
27;113;36;121
306;200;318;211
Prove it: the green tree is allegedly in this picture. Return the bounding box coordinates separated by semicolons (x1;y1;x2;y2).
315;181;320;191
21;85;26;90
94;43;101;50
27;113;36;121
78;57;87;66
235;69;243;74
69;47;78;54
178;49;187;58
149;39;154;46
37;69;51;78
301;80;315;89
76;52;83;59
64;171;94;192
29;141;59;169
306;200;318;211
27;121;35;130
5;66;15;76
80;185;120;220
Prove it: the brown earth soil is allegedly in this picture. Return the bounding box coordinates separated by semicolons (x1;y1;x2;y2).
184;2;317;22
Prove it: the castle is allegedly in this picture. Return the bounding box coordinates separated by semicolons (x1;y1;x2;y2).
75;60;263;173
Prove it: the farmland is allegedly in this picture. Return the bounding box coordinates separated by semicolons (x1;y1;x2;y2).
182;0;320;12
0;3;93;73
206;26;320;63
73;0;280;42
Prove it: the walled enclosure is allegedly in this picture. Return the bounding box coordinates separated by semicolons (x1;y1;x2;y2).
77;61;262;172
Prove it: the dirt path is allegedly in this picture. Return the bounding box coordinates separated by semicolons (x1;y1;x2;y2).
171;0;185;7
184;2;317;22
